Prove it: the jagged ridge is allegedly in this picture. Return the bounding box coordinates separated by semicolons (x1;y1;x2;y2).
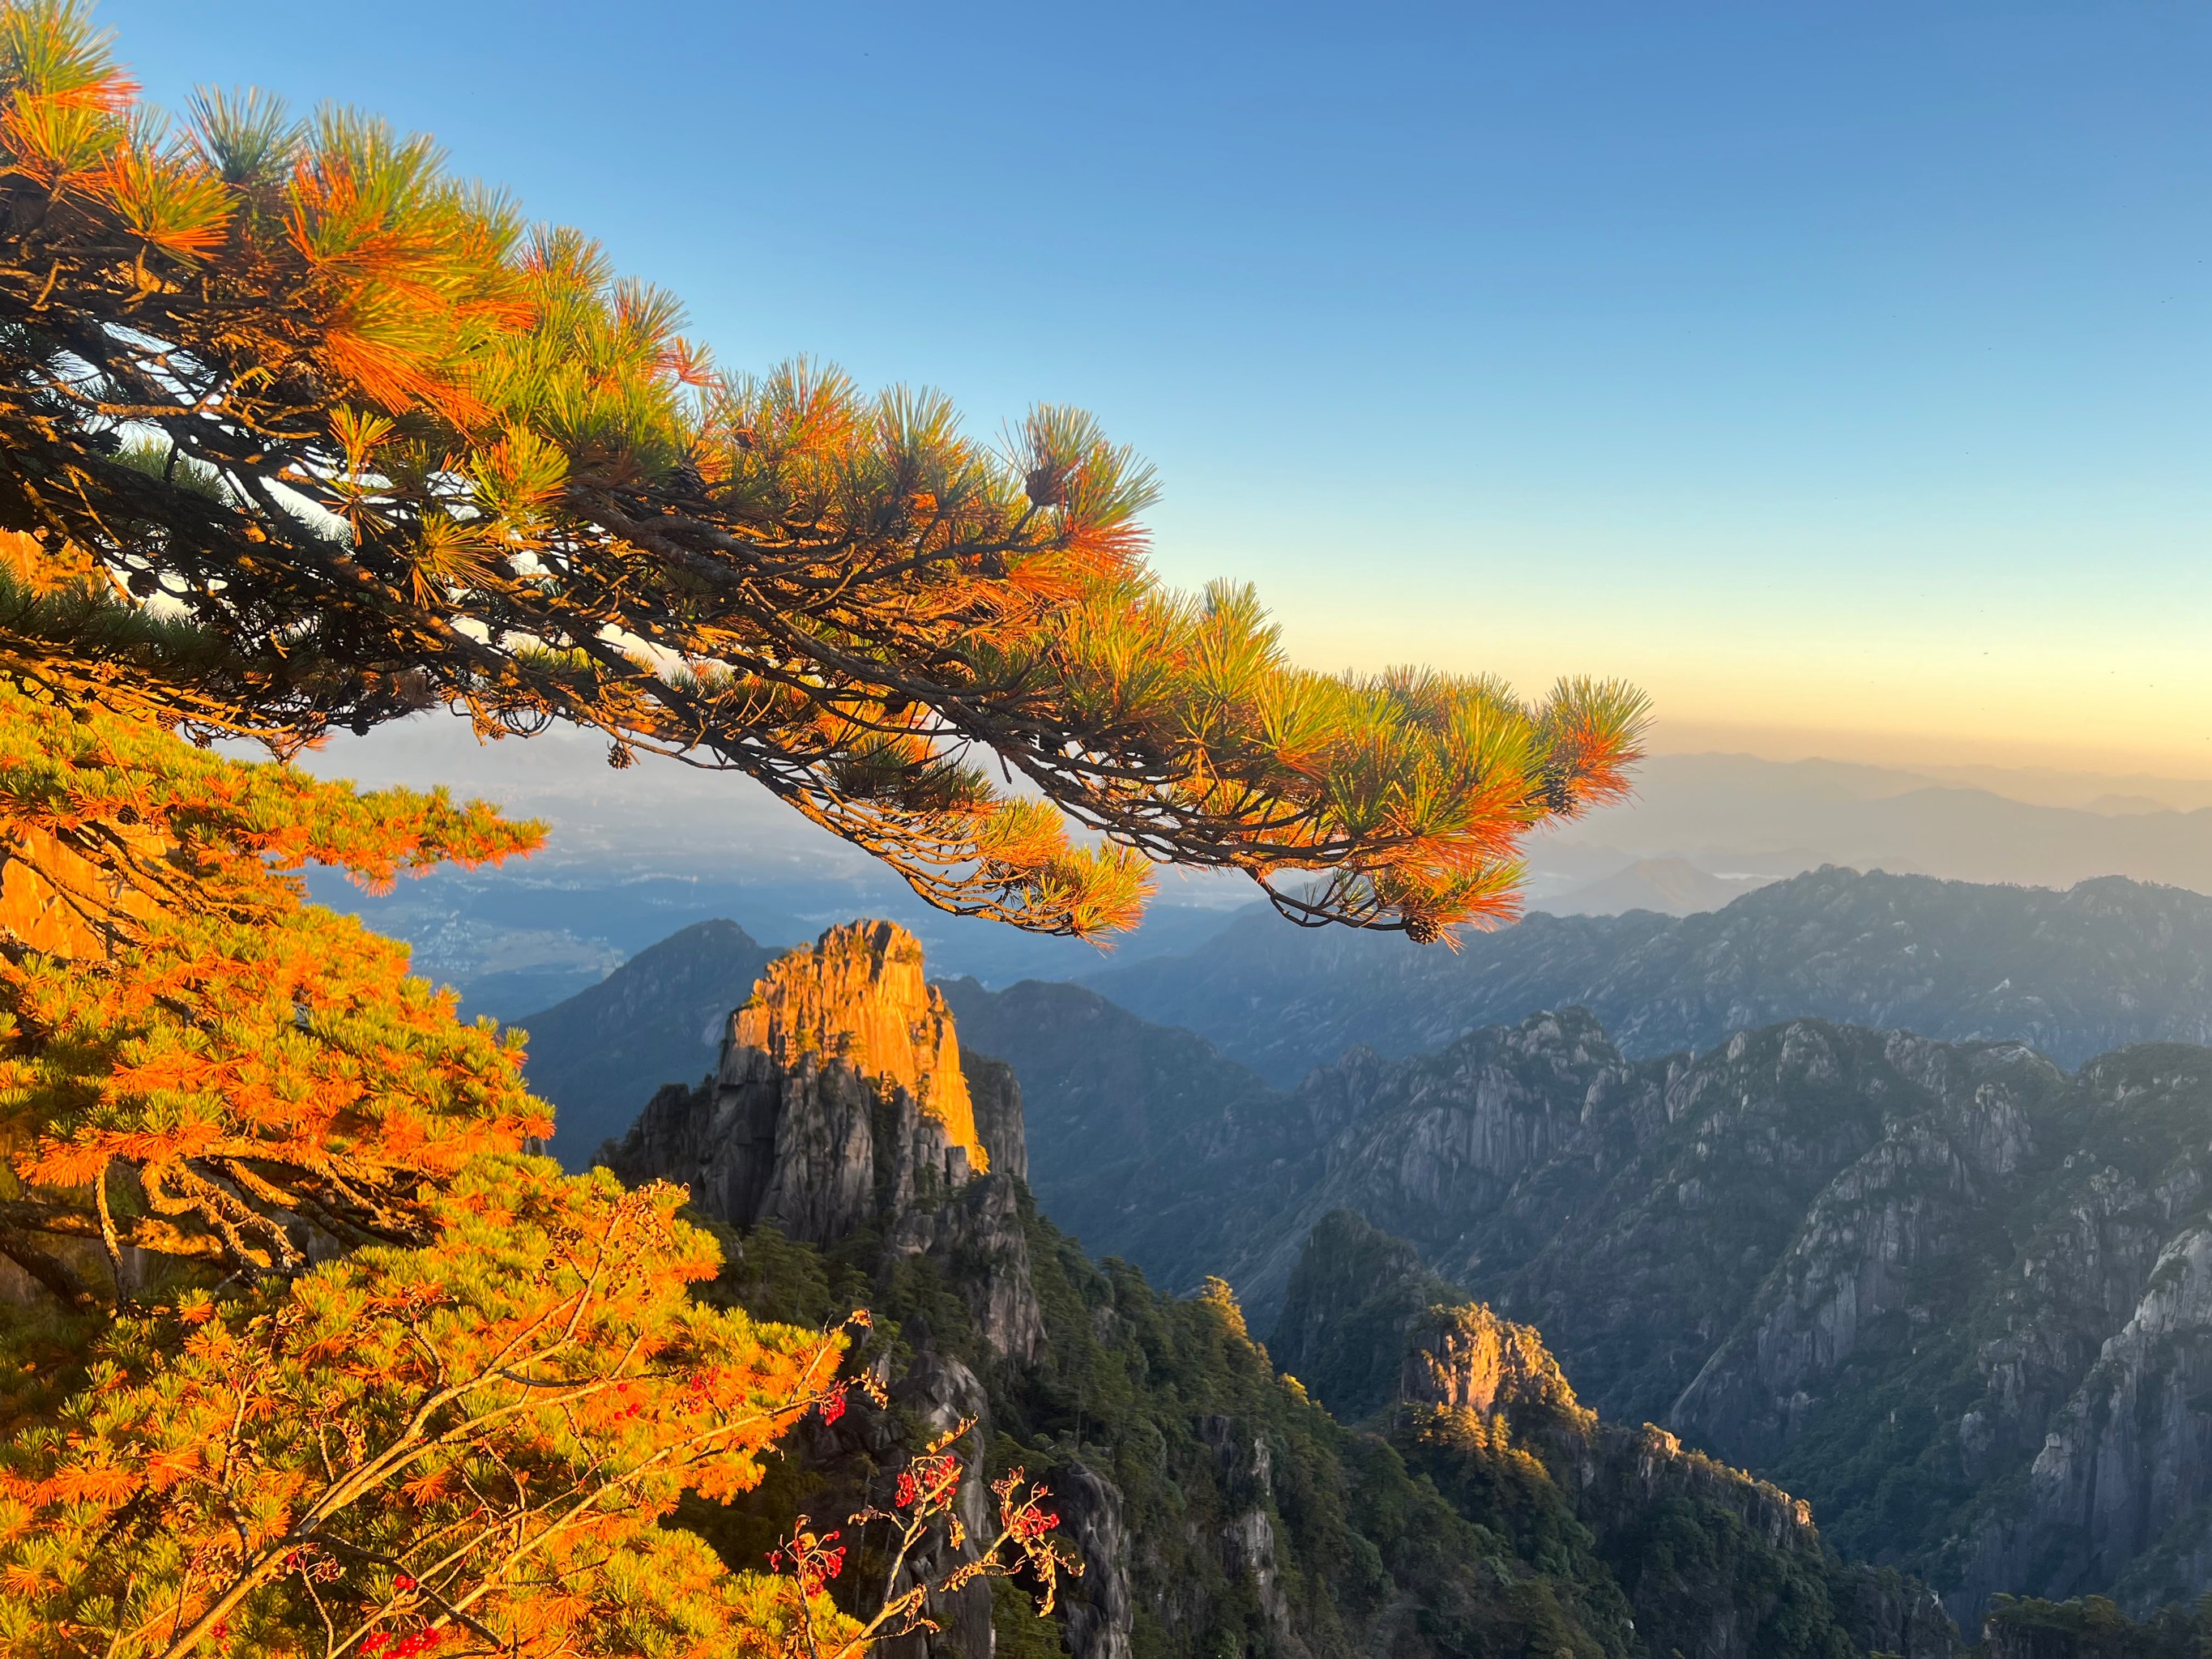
599;919;1941;1659
1083;866;2212;1082
1145;1004;2212;1623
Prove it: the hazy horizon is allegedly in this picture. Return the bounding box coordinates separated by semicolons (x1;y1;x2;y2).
293;713;2212;1017
109;1;2211;778
100;0;2211;1003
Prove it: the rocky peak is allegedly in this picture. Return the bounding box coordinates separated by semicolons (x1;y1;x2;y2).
603;919;1040;1360
1275;1213;1958;1657
737;919;985;1170
1401;1301;1583;1423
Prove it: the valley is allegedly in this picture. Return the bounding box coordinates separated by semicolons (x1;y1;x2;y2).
518;867;2212;1651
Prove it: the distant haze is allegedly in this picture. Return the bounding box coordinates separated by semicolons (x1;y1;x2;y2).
290;717;2212;1017
1527;750;2212;910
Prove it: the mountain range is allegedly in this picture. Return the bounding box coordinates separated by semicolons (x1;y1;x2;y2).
1546;752;2212;895
1083;866;2212;1084
591;919;1958;1659
511;866;2212;1636
1010;995;2212;1620
1547;854;1773;915
519;868;2212;1158
301;727;2212;1021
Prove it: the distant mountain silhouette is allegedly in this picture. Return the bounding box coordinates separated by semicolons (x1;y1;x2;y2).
512;918;778;1164
1552;752;2212;893
1085;866;2212;1084
1550;855;1771;915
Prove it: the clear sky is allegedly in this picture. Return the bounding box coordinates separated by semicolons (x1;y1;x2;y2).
105;1;2212;774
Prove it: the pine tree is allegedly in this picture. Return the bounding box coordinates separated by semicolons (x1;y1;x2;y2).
0;0;1642;943
0;677;545;1299
0;1158;856;1657
0;650;1064;1659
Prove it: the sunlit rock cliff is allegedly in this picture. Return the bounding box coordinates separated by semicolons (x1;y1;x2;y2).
604;920;1040;1363
596;920;1960;1658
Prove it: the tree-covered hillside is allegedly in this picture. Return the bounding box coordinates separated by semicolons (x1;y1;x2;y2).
1087;1007;2212;1624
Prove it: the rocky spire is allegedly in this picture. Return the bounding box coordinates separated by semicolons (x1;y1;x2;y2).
1400;1301;1583;1422
736;920;985;1169
603;919;1042;1361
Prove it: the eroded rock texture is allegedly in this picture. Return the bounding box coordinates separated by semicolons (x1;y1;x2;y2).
604;919;1040;1366
1402;1300;1580;1420
1287;1218;1961;1659
1239;1011;2212;1623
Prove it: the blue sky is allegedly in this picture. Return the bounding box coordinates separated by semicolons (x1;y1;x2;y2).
106;1;2212;770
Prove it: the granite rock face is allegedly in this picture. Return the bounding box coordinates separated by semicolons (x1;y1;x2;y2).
1051;1462;1134;1659
963;1052;1027;1186
604;919;1041;1363
732;918;984;1167
1956;1222;2212;1618
877;1350;998;1659
1658;1042;2212;1623
1666;1030;2059;1466
1298;1221;1964;1659
1222;1006;2212;1622
607;919;983;1240
603;926;964;1201
1401;1300;1580;1421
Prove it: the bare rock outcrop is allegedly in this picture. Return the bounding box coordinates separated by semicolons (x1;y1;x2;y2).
878;1350;997;1659
1401;1300;1582;1421
1284;1209;1965;1657
604;919;1041;1362
963;1052;1027;1185
734;918;984;1169
1053;1462;1134;1659
1958;1225;2212;1615
609;920;984;1241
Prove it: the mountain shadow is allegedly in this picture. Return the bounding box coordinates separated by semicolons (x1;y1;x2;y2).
512;916;778;1165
